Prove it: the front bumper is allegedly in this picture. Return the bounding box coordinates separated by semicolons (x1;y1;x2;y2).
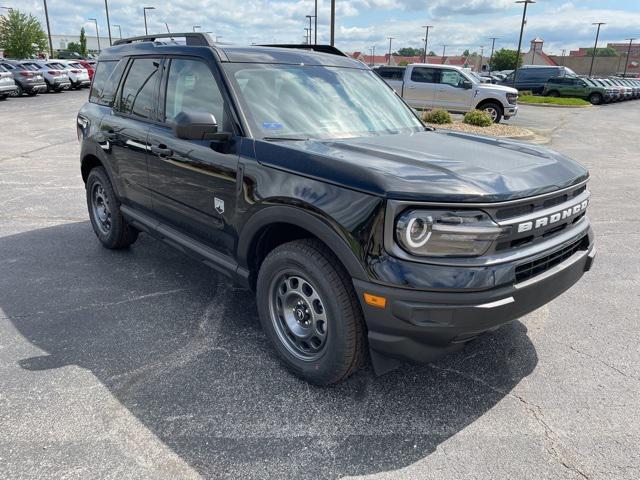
354;238;595;372
0;84;17;94
504;103;518;119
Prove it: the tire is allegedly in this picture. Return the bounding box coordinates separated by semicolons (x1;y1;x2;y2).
86;167;138;249
256;239;367;385
0;95;7;101
27;90;38;97
479;101;503;123
546;90;560;97
15;84;24;96
589;93;603;105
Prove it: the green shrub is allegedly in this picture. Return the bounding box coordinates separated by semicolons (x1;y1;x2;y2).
463;109;493;127
422;109;452;124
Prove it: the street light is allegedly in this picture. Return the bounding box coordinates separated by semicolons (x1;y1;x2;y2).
624;38;636;77
588;22;605;77
422;25;433;63
104;0;112;46
143;6;155;35
193;25;201;32
113;24;122;39
88;18;100;53
488;37;498;74
387;37;394;65
513;0;536;87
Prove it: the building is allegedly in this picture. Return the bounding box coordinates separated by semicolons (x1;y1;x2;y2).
349;52;473;69
522;38;557;66
50;34;115;53
571;43;640;57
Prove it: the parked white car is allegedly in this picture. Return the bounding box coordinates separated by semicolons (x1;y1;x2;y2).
19;60;71;93
50;60;91;89
375;64;519;123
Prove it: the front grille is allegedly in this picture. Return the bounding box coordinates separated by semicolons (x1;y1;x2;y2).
515;235;588;283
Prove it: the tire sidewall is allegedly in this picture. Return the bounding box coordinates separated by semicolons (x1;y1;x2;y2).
256;246;355;384
86;167;124;248
590;93;602;105
481;102;503;123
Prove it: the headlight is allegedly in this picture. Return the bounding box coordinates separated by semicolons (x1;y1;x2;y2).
395;209;505;257
506;93;518;104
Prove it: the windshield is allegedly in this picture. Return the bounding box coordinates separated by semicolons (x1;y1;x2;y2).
224;64;423;140
21;63;40;71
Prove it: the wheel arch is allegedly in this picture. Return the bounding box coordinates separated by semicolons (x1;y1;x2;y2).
237;205;369;288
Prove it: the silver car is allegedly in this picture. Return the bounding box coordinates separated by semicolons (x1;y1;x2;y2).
20;60;71;93
0;64;18;99
51;60;91;89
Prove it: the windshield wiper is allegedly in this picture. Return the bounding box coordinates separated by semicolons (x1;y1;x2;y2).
263;136;310;142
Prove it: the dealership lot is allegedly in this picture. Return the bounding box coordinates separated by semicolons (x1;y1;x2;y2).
1;90;639;479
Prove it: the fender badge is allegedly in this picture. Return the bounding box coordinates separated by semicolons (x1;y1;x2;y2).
214;197;225;215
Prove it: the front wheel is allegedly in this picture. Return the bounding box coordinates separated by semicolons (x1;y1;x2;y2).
589;93;603;105
480;102;503;123
547;90;560;97
86;167;138;249
256;239;367;385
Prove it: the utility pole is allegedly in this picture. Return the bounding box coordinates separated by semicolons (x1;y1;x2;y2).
42;0;54;58
314;0;317;44
164;22;170;34
89;18;100;53
422;25;433;63
589;22;605;77
305;28;310;45
104;0;112;46
143;6;155;35
306;15;313;45
623;38;636;77
561;48;565;66
113;24;122;39
387;37;394;65
513;0;535;87
441;44;447;64
488;37;498;74
330;0;335;46
479;45;484;71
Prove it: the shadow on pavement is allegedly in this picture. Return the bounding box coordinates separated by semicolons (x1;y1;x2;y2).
0;222;538;479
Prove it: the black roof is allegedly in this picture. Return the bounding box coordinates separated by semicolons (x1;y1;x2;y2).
103;33;364;68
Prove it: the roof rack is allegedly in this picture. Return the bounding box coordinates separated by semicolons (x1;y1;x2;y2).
113;32;214;47
257;44;348;57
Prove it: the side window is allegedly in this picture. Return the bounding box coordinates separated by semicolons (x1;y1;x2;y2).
410;67;438;83
440;70;465;87
164;58;225;126
118;58;160;119
90;59;126;106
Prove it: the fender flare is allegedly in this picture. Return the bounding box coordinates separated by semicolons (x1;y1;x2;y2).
237;205;369;281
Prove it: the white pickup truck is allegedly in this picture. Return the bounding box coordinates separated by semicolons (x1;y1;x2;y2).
375;64;519;123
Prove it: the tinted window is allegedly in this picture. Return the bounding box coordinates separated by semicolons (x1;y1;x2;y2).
164;58;225;125
410;67;438;83
119;58;160;118
377;67;405;80
89;59;127;106
439;69;466;87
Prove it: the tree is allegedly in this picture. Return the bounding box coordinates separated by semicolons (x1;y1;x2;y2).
395;47;423;57
489;48;523;71
462;49;470;57
427;50;436;56
0;9;48;58
79;27;87;57
583;47;618;57
67;41;82;54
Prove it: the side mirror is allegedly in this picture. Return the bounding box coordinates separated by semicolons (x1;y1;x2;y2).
173;111;219;140
461;80;473;89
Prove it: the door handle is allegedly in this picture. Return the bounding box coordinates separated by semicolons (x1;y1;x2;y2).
407;85;416;89
150;144;173;158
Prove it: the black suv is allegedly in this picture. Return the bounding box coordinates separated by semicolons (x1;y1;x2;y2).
78;34;595;385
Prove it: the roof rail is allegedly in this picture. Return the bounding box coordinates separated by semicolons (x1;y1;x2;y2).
257;44;348;57
113;32;214;47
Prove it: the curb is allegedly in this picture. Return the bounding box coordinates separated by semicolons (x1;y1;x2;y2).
518;102;592;109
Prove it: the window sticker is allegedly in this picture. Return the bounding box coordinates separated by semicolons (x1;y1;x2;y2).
262;122;284;129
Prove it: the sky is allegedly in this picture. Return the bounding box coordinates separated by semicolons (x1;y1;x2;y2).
7;0;640;56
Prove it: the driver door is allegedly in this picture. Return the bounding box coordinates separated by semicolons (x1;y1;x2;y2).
146;56;240;257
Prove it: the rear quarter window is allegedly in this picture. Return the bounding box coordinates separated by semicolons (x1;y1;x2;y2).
89;59;127;106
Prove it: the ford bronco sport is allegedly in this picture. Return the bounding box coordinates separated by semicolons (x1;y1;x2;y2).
77;33;595;385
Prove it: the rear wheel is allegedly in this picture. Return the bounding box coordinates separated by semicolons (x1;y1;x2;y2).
479;101;503;123
27;90;38;97
589;92;603;105
15;84;24;96
546;90;560;97
86;167;138;249
256;239;367;385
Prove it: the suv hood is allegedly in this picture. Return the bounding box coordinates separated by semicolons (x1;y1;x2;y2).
254;130;588;203
476;83;518;95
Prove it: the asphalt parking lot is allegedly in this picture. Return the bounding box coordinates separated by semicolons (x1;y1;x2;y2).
1;90;639;480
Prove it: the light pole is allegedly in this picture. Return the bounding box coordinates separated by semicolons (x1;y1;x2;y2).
441;44;447;64
306;15;314;44
143;6;155;35
561;48;565;66
113;24;122;39
488;37;498;74
193;25;201;32
104;0;112;46
164;22;170;33
479;45;484;71
314;0;317;44
513;0;535;87
422;25;433;63
330;0;335;46
387;37;394;65
623;38;635;77
588;22;605;77
305;28;310;45
42;0;54;59
89;18;100;53
370;45;375;66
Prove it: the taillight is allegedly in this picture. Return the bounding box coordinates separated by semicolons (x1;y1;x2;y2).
48;70;59;75
72;69;82;73
19;71;34;77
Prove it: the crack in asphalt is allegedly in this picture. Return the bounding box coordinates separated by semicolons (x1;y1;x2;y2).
428;364;591;479
0;138;77;163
